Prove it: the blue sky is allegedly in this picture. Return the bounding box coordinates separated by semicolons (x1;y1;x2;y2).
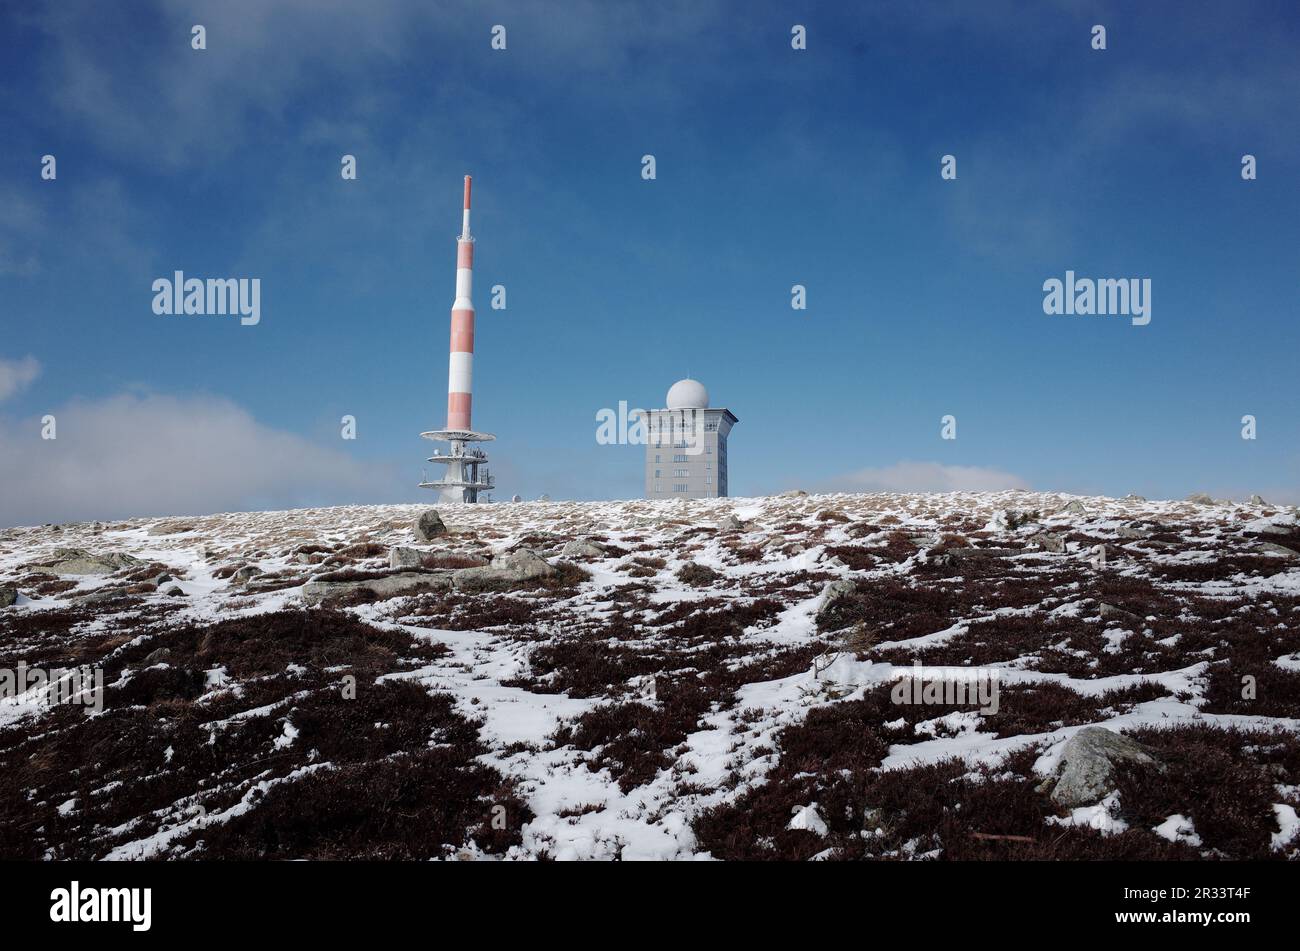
2;0;1299;524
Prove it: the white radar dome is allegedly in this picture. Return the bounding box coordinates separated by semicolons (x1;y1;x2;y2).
666;379;709;409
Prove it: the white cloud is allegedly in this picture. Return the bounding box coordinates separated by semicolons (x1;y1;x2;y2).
0;356;40;402
818;460;1031;494
0;391;399;527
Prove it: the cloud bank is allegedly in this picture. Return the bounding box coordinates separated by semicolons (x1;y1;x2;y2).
817;460;1031;494
0;391;396;527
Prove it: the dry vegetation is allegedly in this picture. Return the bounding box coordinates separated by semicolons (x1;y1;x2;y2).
1;490;1298;859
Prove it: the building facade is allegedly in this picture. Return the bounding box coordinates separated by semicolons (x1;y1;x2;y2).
644;379;737;499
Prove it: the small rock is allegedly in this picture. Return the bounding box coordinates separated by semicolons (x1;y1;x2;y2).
1249;494;1268;506
165;586;186;597
561;538;606;559
1259;542;1299;559
1049;727;1159;809
0;585;17;608
511;495;522;503
302;571;453;606
232;565;262;585
1116;525;1145;539
716;514;746;532
1185;492;1215;505
936;546;1018;563
1099;602;1139;622
144;647;173;664
1058;500;1087;515
452;548;558;591
389;547;423;570
34;548;144;576
73;588;132;604
1030;532;1065;554
816;579;858;624
414;509;448;542
778;489;808;498
1123;494;1147;502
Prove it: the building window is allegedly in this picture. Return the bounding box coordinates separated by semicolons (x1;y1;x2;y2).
654;481;662;492
674;468;688;478
654;469;661;478
705;420;718;432
654;454;660;463
673;483;688;493
705;475;712;484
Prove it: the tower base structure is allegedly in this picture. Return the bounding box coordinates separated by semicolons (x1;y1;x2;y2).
419;429;495;504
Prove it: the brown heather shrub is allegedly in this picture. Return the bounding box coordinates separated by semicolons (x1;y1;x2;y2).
816;578;961;640
508;638;663;699
1153;554;1292;584
0;635;519;859
174;689;531;859
694;716;1214;861
552;642;824;791
676;562;721;586
401;592;538;630
311;566;403;582
1113;724;1300;859
1202;661;1300;719
420;552;489;570
114;609;446;680
821;545;876;571
322;542;387;565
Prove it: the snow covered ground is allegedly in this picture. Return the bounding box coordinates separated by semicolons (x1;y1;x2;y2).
1;489;1299;860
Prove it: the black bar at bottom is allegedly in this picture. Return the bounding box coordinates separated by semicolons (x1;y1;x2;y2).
0;860;1282;937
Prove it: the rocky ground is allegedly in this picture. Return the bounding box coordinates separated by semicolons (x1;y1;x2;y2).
1;490;1299;860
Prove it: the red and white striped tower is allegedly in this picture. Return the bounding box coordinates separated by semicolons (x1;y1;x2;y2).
448;175;475;430
420;175;495;503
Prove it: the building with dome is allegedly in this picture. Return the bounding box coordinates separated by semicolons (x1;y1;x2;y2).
644;379;738;499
